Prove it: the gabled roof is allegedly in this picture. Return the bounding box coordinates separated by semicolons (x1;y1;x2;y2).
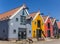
0;8;20;21
26;11;40;20
42;15;49;23
26;12;37;19
0;4;27;21
42;15;48;22
57;22;60;29
50;18;56;25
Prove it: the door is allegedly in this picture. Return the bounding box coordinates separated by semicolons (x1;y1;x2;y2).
53;27;58;38
23;31;26;39
18;28;26;40
18;31;21;40
47;30;51;37
36;29;42;38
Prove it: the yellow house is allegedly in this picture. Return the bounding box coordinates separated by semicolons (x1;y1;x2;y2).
27;11;45;38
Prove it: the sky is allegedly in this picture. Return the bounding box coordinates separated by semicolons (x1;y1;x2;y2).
0;0;60;21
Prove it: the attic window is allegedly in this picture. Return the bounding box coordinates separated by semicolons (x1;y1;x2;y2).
48;23;50;29
37;20;41;27
16;18;18;21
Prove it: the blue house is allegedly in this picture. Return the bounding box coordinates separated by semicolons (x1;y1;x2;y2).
0;4;32;40
51;18;59;38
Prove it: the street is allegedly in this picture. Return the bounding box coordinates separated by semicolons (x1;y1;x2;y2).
0;39;60;44
33;39;60;44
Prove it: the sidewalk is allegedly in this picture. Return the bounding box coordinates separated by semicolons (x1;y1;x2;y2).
10;38;58;44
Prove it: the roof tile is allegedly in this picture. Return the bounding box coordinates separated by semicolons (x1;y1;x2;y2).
26;12;37;19
0;7;20;21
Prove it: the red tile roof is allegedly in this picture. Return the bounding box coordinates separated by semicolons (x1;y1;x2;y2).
0;7;20;21
57;22;60;29
26;12;37;19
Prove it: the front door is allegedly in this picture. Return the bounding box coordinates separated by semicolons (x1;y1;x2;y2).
18;28;26;40
36;29;42;38
53;28;58;38
47;30;51;37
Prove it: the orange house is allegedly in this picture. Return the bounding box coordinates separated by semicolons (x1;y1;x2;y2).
42;16;53;38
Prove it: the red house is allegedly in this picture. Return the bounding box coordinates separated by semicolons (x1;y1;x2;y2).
42;15;53;38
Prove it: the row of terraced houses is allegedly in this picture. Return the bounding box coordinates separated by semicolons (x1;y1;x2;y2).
0;4;60;40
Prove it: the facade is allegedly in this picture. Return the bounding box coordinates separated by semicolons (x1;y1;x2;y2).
42;16;53;38
57;22;60;37
0;4;32;40
26;11;45;38
51;18;59;38
57;22;60;32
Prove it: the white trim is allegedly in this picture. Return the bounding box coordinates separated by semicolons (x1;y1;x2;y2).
32;11;44;23
52;19;56;25
50;18;53;24
45;16;49;23
25;9;29;15
9;5;26;19
40;15;45;23
33;12;40;20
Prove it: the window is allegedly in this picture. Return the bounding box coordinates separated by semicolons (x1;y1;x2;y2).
48;23;50;29
3;30;5;33
35;22;36;24
11;23;13;26
22;9;24;15
37;20;41;27
20;16;26;25
16;18;18;21
13;29;16;33
29;30;31;33
34;31;35;33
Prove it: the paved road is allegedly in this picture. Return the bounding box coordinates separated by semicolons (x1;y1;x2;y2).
0;39;60;44
33;39;60;44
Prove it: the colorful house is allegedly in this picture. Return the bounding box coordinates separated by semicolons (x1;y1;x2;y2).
57;22;60;37
0;4;32;40
42;16;53;38
26;11;45;38
50;18;59;38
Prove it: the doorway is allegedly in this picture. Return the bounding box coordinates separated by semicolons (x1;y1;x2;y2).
18;28;26;40
47;30;51;37
36;29;42;38
37;20;41;28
